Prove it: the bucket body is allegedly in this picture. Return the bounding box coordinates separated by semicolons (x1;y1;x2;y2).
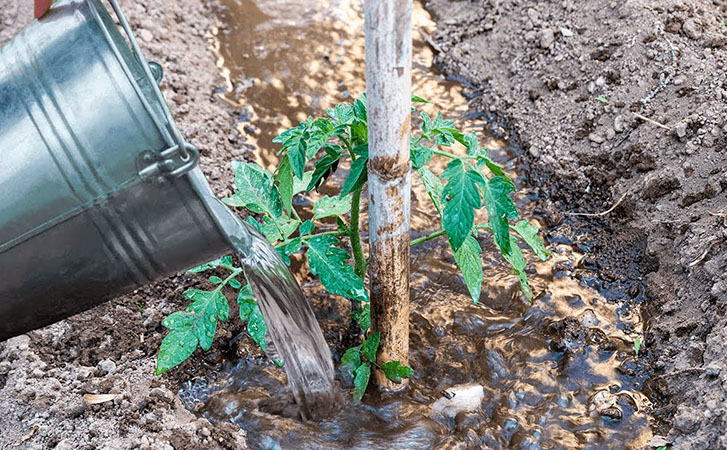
0;0;244;340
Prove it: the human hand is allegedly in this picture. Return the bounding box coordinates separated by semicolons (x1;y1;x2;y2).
35;0;53;19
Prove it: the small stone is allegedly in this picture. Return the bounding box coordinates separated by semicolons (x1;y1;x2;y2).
526;8;540;23
201;427;211;437
139;29;154;43
431;384;485;418
673;75;687;86
96;359;116;376
588;133;604;144
650;435;670;448
674;122;688;139
540;28;555;49
613;115;626;133
605;128;616;141
54;440;74;450
682;19;702;40
673;406;702;433
150;387;175;404
560;27;574;37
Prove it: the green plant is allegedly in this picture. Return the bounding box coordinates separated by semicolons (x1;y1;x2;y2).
634;336;642;357
156;94;550;400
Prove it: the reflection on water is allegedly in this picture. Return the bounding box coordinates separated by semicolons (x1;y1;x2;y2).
183;0;653;448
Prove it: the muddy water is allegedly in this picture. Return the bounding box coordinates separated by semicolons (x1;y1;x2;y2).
180;0;652;448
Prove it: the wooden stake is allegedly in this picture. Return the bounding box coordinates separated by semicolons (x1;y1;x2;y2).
364;0;412;389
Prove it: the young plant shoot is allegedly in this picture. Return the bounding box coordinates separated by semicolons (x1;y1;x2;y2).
156;94;550;400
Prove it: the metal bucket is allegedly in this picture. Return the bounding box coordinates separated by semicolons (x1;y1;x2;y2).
0;0;248;340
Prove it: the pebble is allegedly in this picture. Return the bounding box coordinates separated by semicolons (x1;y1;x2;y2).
540;28;555;49
560;27;574;37
588;133;604;144
139;29;154;43
431;384;485;418
682;18;702;40
674;122;688;139
96;359;116;376
613;115;626;133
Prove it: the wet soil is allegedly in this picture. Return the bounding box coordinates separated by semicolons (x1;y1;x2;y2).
423;0;727;448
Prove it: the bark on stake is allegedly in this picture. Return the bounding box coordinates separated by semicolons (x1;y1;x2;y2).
364;0;412;389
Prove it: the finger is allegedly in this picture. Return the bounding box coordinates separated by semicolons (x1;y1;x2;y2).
34;0;53;19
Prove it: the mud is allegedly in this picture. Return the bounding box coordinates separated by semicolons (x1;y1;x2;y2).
424;0;727;447
0;0;251;448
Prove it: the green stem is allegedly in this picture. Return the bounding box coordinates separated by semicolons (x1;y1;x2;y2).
340;134;355;160
410;229;447;246
349;186;366;280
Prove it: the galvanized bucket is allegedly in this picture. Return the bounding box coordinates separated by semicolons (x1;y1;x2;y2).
0;0;249;340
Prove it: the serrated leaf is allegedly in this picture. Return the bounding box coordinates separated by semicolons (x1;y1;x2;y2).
299;219;314;235
340;346;361;378
307;146;342;192
350;120;368;146
248;306;268;352
350;304;371;333
410;142;433;170
216;291;229;321
418;167;444;214
156;328;198;375
482;176;518;255
453;235;483;304
313;195;352;220
328;103;354;125
237;285;256;322
421;111;432;136
307;118;335;158
353;363;371;402
289;139;307;179
441;159;484;252
161;311;196;330
225;162;283;218
380;360;414;384
354;96;367;123
340;155;368;198
187;256;233;273
276;156;294;214
361;332;380;363
512;220;551;261
259;215;299;243
502;236;533;300
306;235;369;301
293;171;314;195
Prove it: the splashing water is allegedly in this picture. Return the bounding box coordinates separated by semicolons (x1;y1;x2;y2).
231;221;339;420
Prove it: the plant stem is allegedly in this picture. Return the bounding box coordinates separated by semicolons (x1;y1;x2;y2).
349;185;366;280
410;229;447;246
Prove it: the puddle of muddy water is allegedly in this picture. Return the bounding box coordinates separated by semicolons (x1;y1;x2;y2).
180;0;653;448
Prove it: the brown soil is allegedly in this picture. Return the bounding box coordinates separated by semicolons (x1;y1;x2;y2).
424;0;727;448
0;0;251;448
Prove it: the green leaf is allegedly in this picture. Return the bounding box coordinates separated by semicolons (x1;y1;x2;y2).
259;215;299;243
248;306;268;352
307;118;335;158
411;95;430;103
354;96;367;123
237;285;256;321
161;311;196;330
276;156;294;214
328;103;354;125
418;167;444;214
340;346;361;377
595;96;609;104
512;220;551;261
299;219;314;236
453;235;483;304
306;235;369;302
340;155;368;198
307;145;342;192
441;159;484;252
216;292;229;321
246;216;262;233
482;176;518;255
421;111;432;136
350;303;371;333
277;237;302;266
313;194;352;220
410;142;433;170
185;289;221;351
289;139;307;179
293;171;314;195
209;276;223;284
361;332;380;363
156;328;198;375
229;279;242;289
380;361;414;384
353;363;371;402
634;336;642;356
187;256;233;273
225;162;283;218
502;237;532;300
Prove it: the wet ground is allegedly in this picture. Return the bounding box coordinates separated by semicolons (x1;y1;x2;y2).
178;0;653;448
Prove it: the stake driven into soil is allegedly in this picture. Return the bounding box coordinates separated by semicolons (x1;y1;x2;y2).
363;0;413;389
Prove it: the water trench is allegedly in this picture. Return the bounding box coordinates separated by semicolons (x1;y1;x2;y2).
180;0;653;447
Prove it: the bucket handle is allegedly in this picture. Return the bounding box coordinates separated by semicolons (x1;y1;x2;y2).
96;0;200;178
